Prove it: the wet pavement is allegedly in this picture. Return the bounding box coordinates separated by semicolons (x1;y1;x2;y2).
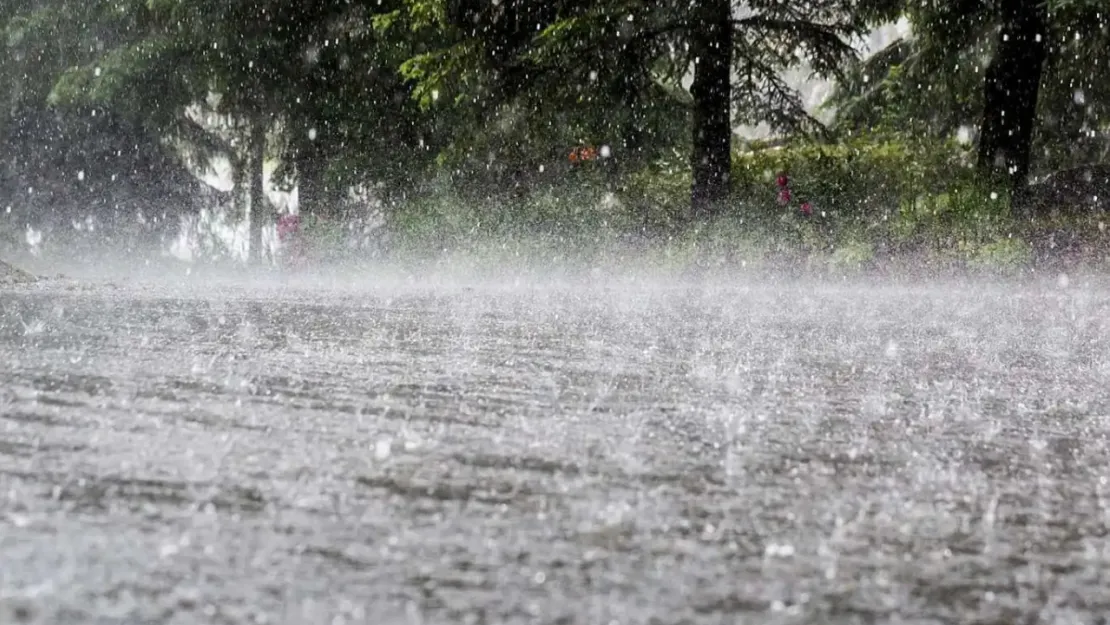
2;273;1110;624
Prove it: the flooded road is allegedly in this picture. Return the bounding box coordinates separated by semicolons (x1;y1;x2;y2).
2;274;1110;624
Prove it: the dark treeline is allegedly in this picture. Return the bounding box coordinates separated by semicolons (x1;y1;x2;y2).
1;0;1107;262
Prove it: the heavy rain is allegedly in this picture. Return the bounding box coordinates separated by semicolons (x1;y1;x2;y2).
2;1;1110;624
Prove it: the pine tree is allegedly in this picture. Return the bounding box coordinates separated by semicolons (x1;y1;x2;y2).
829;0;1110;209
398;0;863;219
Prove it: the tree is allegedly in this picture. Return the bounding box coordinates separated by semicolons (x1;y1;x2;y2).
0;0;203;242
976;0;1048;198
689;0;732;217
391;0;688;200
40;0;440;262
398;0;862;219
828;0;1110;209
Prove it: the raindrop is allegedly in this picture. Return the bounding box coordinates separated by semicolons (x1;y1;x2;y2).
374;438;392;460
77;170;85;182
884;340;899;359
308;128;318;141
765;543;795;557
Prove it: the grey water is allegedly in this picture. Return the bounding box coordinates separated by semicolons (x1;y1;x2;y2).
2;271;1109;624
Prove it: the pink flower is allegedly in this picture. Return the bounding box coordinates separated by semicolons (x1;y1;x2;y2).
276;214;307;269
800;202;812;216
778;188;792;205
277;214;301;242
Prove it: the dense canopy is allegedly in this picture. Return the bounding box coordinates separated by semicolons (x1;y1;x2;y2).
0;0;1107;261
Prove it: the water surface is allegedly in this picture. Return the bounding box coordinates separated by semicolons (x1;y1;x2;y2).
2;275;1109;624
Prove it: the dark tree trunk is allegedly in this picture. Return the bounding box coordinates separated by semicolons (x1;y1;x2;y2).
689;0;732;219
613;47;646;203
618;47;646;159
248;120;266;264
976;0;1048;209
294;138;328;219
232;150;248;257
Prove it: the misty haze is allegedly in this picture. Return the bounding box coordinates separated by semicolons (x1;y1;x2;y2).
2;1;1110;624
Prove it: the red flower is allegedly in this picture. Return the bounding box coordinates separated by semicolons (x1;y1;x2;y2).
776;173;789;188
800;202;812;216
778;188;792;205
569;145;598;163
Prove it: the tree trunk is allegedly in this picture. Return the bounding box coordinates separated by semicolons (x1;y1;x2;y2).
689;0;732;219
232;150;248;260
618;47;646;159
294;137;329;219
248;120;266;264
976;0;1048;210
